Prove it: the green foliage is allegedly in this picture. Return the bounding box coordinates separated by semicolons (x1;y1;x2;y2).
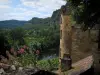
10;27;26;45
0;5;61;29
16;54;59;70
36;57;59;71
0;20;27;28
29;17;51;25
0;29;11;49
8;23;60;68
0;9;60;69
24;24;60;54
16;53;36;67
66;0;100;30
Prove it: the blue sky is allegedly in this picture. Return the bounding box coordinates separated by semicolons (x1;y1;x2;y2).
0;0;66;21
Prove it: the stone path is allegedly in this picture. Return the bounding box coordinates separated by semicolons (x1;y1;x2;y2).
68;55;93;75
72;55;93;70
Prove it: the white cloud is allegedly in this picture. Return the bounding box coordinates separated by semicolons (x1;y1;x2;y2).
0;0;11;4
0;5;11;16
0;0;66;20
20;0;66;15
0;0;12;20
0;5;10;9
8;8;50;20
0;6;11;20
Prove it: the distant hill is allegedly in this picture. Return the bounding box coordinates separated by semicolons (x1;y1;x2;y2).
0;20;27;28
0;9;60;28
29;17;51;25
51;9;61;25
29;9;61;26
22;9;61;29
0;3;68;29
29;3;68;26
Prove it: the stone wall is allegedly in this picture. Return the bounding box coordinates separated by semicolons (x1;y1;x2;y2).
71;27;98;63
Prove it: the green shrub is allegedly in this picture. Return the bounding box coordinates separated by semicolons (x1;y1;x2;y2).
16;53;36;67
16;53;59;71
36;57;59;71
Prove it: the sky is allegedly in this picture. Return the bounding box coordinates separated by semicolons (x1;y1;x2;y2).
0;0;66;21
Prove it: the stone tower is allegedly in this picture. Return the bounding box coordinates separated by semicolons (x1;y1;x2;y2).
59;5;72;72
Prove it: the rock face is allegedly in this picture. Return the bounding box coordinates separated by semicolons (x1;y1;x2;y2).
0;64;57;75
0;68;33;75
18;67;23;71
10;65;16;71
0;67;57;75
0;68;5;74
15;71;27;75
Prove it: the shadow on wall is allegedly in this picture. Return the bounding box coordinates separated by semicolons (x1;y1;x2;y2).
80;67;94;75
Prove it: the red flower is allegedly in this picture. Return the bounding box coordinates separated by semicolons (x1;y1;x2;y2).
18;48;25;54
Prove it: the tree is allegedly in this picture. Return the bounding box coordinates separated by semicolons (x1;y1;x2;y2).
65;0;100;74
66;0;100;30
10;28;25;46
0;30;11;60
